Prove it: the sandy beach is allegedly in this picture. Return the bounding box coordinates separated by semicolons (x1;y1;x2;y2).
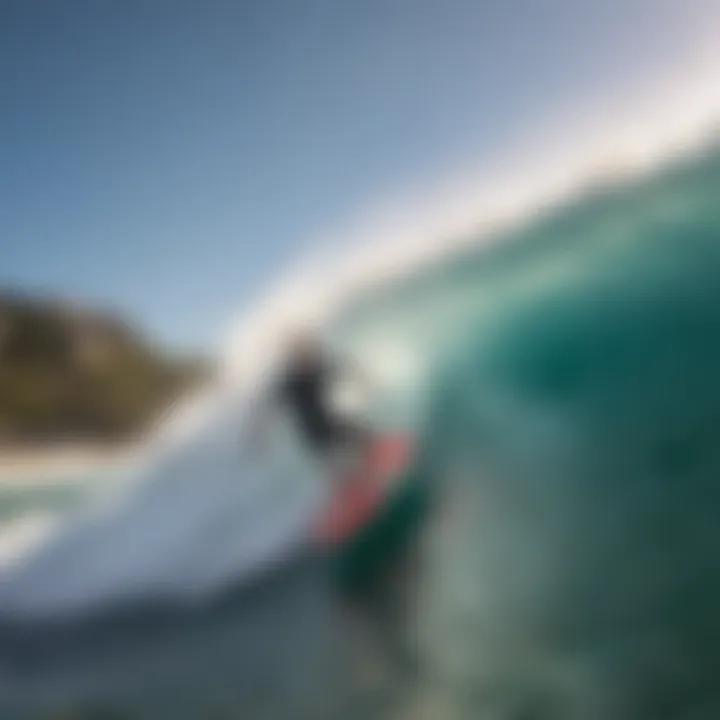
0;443;138;484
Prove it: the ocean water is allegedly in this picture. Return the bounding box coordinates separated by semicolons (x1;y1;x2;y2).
342;146;720;719
1;144;720;718
338;143;720;720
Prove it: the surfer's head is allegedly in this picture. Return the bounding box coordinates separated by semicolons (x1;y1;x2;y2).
285;328;322;368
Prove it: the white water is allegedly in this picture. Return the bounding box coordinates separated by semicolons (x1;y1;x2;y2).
0;389;324;620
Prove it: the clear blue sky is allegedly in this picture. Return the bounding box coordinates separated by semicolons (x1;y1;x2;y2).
1;1;714;350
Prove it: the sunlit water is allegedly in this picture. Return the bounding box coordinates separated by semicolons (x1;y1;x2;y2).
1;146;720;718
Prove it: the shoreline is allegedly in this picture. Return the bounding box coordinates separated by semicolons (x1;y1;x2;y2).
0;442;138;484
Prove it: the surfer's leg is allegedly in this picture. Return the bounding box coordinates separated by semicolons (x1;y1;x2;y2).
339;594;394;699
340;584;421;719
355;543;424;686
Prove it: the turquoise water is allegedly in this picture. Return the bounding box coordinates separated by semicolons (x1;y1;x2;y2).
2;144;720;718
336;144;720;718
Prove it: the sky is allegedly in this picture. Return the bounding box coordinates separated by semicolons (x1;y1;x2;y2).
2;0;719;351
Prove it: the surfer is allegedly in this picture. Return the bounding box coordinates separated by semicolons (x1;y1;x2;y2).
273;332;423;686
246;330;422;690
248;330;373;481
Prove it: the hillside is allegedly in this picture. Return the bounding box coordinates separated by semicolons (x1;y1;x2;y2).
0;292;211;444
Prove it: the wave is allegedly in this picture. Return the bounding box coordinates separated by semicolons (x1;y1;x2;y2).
1;128;719;626
0;82;719;717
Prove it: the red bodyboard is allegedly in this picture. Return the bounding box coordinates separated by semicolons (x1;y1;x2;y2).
314;434;413;546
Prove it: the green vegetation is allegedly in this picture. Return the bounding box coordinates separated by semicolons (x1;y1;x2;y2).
0;291;212;443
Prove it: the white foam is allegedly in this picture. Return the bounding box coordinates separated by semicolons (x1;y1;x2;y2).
0;514;62;570
0;418;324;618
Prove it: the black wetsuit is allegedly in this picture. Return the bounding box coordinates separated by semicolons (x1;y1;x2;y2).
275;359;358;452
